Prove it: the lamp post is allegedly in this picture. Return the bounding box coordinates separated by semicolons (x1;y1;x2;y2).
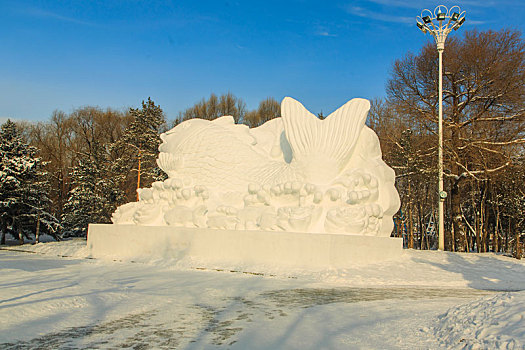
416;5;465;251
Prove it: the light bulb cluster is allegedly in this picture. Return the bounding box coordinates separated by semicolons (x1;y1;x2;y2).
416;5;466;48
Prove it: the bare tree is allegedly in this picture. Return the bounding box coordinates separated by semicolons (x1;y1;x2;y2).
387;29;525;251
178;92;247;123
27;106;131;236
29;111;75;220
244;97;281;127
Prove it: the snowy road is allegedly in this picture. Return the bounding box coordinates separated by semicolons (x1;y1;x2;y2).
1;242;524;349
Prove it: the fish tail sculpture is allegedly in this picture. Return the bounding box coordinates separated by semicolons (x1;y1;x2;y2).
112;97;400;237
281;97;369;184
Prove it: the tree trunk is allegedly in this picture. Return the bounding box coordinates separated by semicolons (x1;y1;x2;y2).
407;180;414;249
475;211;481;253
516;234;522;260
482;198;489;252
35;212;41;244
478;194;483;252
464;222;470;253
448;194;455;252
18;223;24;245
451;216;456;251
493;205;500;253
419;202;426;250
513;219;522;260
475;217;481;253
505;219;510;253
396;215;401;238
473;181;481;253
408;205;414;249
0;217;5;245
450;180;464;252
480;182;488;252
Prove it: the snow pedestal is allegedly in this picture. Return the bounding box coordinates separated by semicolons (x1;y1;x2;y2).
87;224;402;270
96;97;404;271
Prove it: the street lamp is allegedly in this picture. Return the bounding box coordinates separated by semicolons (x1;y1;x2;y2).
416;5;466;251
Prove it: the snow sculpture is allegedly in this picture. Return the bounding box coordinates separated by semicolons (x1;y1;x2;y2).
112;97;400;236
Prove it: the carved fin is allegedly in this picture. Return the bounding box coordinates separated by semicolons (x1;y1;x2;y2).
281;97;370;174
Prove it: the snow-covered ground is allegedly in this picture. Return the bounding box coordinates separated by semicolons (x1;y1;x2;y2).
1;239;524;349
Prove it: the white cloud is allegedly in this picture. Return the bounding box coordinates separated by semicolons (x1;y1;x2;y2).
364;0;498;9
317;31;337;37
22;6;96;26
315;25;338;37
446;1;498;8
346;5;413;24
346;1;490;26
364;0;426;10
466;20;487;25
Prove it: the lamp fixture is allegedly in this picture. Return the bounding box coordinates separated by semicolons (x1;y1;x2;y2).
415;5;466;251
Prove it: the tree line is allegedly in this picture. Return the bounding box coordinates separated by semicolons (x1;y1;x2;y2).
0;95;281;243
371;29;524;258
0;29;523;258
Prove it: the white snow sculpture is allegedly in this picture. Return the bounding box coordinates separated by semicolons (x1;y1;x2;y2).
112;97;400;236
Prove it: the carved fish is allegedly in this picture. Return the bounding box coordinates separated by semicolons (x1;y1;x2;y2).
114;97;400;236
157;97;370;190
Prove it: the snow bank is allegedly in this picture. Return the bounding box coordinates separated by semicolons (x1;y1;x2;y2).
435;291;525;349
5;239;525;292
315;250;525;291
1;238;89;259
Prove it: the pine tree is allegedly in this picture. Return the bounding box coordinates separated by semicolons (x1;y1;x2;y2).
62;144;122;237
0;120;58;244
29;164;61;242
111;98;167;203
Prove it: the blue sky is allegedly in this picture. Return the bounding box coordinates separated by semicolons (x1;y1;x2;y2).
1;0;524;122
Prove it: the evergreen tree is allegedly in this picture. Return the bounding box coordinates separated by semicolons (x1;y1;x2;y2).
62;143;122;237
28;163;61;242
111;98;167;202
0;120;58;244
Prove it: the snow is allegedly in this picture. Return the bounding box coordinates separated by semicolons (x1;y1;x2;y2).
435;292;525;349
88;224;403;269
114;97;400;237
3;237;89;258
1;241;524;349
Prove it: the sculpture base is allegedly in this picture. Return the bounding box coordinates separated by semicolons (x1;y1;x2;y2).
87;224;403;271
